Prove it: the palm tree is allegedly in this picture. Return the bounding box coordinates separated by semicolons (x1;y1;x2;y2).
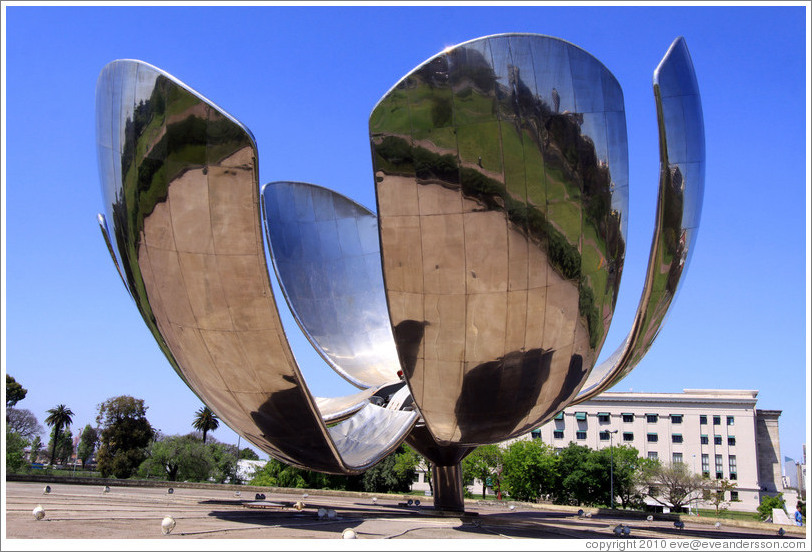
192;406;219;444
44;404;74;466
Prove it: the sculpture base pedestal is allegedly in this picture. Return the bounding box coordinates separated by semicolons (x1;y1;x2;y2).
431;463;465;512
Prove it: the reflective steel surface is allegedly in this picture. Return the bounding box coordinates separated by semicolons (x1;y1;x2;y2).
95;60;415;474
97;213;132;299
262;181;401;389
370;34;629;445
262;180;475;481
573;36;704;402
95;33;704;508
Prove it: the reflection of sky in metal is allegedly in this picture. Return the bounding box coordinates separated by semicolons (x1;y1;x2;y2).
262;182;401;389
574;37;705;402
96;60;415;475
95;32;703;476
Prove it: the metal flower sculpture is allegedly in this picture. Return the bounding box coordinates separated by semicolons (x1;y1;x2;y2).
96;34;704;511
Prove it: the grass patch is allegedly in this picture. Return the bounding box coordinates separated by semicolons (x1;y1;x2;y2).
694;508;761;522
370;88;411;135
546;200;581;244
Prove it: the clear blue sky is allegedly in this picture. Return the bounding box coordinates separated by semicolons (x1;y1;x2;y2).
3;4;809;464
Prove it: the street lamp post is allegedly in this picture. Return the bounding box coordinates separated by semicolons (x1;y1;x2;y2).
605;429;619;509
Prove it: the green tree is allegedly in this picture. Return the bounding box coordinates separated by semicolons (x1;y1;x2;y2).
6;426;29;472
239;447;259;460
29;435;43;463
639;461;705;512
139;435;213;481
192;406;219;444
48;427;74;465
76;425;99;469
705;478;737;516
96;396;154;478
208;442;238;483
757;493;786;521
361;445;416;493
44;404;74;466
554;443;608;506
250;458;309;488
6;374;27;407
6;407;44;440
597;444;645;509
501;439;559;502
392;444;422;480
462;444;503;499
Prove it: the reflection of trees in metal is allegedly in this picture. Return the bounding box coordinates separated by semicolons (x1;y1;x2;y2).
97;60;416;477
371;34;631;446
573;36;704;402
373;133;620;350
97;34;704;512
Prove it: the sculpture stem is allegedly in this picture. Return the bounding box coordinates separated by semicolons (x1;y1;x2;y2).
431;463;465;512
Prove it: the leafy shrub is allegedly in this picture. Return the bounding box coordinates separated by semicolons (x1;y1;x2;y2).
757;493;785;521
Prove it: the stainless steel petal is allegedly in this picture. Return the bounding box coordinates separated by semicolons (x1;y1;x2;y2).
370;34;629;446
97;213;133;299
314;382;404;423
95;60;415;473
314;390;375;423
573;36;705;403
261;181;401;388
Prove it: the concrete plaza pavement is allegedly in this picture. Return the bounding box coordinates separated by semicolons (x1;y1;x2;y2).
4;481;808;542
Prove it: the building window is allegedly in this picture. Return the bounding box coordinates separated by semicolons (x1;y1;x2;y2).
701;434;709;445
730;491;739;501
553;430;564;439
673;452;683;464
575;412;587;421
702;454;710;476
714;435;723;445
700;415;708;425
728;436;736;446
715;454;723;479
671;414;683;424
646;413;658;423
413;473;421;482
576;431;587;440
622;413;634;423
648;451;658;460
530;429;541;440
599;431;610;441
729;456;737;480
713;415;721;425
554;412;564;420
647;433;658;443
623;432;634;442
672;434;683;444
727;416;734;426
598;412;610;423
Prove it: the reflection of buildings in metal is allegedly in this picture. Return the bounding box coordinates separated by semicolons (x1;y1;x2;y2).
96;33;704;513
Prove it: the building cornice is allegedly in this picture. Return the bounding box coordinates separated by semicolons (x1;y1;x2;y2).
577;389;759;408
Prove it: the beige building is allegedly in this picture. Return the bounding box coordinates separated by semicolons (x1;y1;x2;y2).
525;389;783;512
